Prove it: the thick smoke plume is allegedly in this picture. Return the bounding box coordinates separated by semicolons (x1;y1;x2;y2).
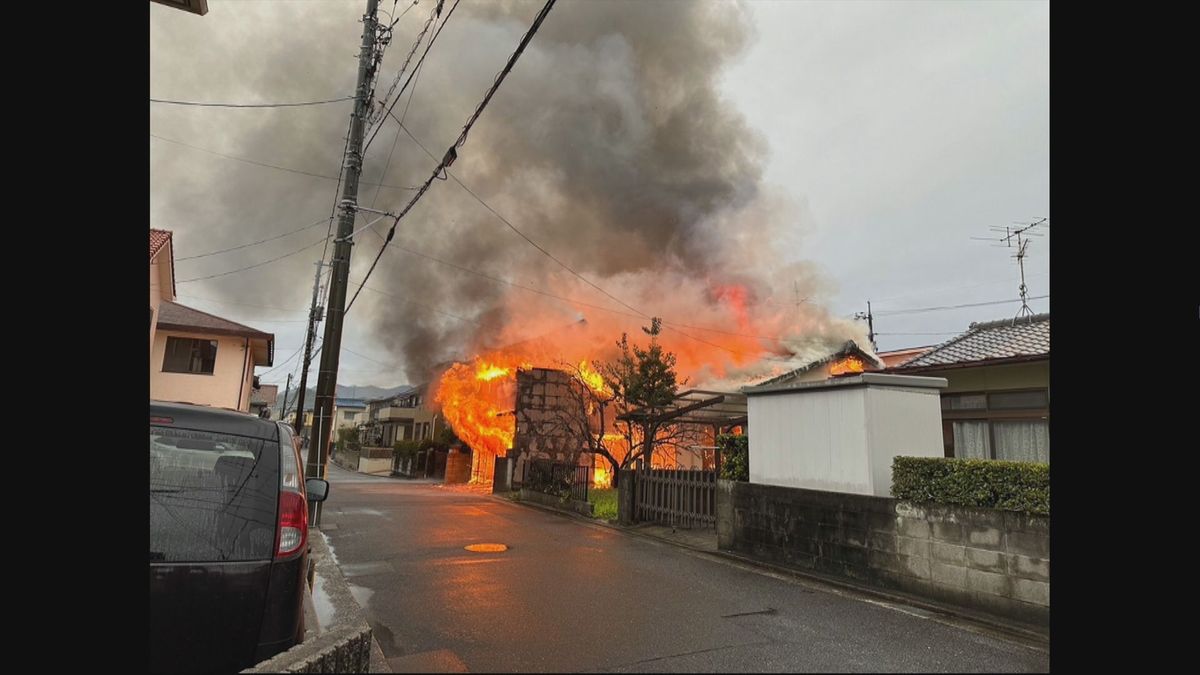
150;0;869;388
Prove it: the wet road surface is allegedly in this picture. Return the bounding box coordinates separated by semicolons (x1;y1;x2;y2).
319;463;1049;673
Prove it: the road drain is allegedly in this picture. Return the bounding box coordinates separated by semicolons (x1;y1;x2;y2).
464;543;508;553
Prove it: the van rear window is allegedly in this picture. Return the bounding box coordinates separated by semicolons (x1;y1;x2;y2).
150;426;280;562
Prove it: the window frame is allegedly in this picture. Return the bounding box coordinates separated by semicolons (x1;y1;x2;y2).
162;336;220;376
940;388;1049;460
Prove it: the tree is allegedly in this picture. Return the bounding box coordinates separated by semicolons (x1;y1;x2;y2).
531;318;685;488
600;317;683;476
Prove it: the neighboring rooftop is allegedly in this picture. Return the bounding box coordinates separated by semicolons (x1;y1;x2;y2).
890;313;1049;371
150;229;173;260
876;346;934;369
157;301;273;340
750;340;885;388
156;301;274;366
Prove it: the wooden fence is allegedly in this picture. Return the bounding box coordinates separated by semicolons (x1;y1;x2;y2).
635;468;717;529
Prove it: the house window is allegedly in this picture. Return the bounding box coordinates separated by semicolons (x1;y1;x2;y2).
162;337;218;375
343;411;354;421
941;389;1049;463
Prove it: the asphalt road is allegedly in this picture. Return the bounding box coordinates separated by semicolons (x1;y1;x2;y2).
319;463;1049;673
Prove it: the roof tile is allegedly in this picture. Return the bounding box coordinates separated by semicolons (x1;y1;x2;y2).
898;313;1049;368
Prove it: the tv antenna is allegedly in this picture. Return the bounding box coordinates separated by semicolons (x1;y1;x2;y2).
971;217;1048;322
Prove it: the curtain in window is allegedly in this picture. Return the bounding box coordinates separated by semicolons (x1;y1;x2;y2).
993;420;1050;463
952;421;991;459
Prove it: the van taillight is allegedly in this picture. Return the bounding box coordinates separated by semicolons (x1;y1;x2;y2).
275;490;307;558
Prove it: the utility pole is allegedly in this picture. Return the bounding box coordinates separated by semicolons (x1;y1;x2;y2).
293;260;327;439
854;302;877;352
310;0;381;524
281;372;293;423
866;300;876;351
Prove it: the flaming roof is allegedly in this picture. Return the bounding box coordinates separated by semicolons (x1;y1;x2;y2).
746;340;884;389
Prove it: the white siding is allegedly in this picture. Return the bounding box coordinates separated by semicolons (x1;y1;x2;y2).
749;387;872;494
748;378;946;497
864;387;945;496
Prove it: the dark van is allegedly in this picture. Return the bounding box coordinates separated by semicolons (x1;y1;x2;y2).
150;401;330;673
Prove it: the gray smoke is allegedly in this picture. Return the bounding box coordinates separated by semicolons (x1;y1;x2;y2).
151;0;865;386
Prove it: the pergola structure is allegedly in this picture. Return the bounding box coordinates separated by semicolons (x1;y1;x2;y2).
617;389;747;469
617;389;748;429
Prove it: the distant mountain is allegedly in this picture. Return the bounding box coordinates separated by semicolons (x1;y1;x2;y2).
335;384;411;401
276;384;410;415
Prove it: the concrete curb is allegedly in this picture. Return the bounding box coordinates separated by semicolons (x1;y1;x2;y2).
492;491;1049;651
243;529;376;673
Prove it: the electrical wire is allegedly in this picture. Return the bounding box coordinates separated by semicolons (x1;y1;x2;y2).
176;235;330;284
367;0;443;132
874;295;1049;317
348;0;553;312
150;96;353;108
259;343;304;377
363;0;463;152
175;217;330;261
150;132;418;191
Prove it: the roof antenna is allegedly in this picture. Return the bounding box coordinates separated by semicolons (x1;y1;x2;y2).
972;217;1048;324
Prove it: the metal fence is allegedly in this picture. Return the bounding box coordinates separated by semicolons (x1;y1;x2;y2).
635;468;717;529
517;458;591;502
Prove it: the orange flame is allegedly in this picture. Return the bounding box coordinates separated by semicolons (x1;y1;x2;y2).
577;360;610;397
829;355;866;376
476;364;511;382
429;278;856;477
434;356;528;460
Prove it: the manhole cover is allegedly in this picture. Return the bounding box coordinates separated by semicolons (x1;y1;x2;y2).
464;543;508;553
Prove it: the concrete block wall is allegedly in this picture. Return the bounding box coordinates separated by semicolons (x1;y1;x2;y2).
717;480;1048;628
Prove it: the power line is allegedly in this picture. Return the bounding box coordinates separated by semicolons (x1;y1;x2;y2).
176;295;308;313
150;132;418;191
367;0;442;132
176;235;330;283
150;95;353;108
874;295;1049;317
259;343;304;377
175;217;330;261
388;111;786;360
875;331;962;337
340;345;403;369
348;0;549;310
363;0;462;153
392;122;789;361
868;272;1049;304
348;275;481;325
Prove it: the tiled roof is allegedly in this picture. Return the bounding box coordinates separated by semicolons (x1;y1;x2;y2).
877;346;933;368
150;229;172;260
895;313;1049;369
752;340;885;387
156;301;273;340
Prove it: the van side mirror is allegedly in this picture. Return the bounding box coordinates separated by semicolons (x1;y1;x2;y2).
305;478;330;503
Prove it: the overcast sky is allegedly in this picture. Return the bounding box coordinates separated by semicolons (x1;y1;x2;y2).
150;0;1049;390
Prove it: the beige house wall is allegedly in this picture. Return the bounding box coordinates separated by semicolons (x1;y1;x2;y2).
151;330;255;412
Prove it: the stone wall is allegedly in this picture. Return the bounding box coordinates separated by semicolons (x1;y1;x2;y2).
716;479;1048;628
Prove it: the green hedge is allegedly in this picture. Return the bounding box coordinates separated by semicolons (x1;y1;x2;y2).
891;456;1049;515
394;438;437;459
717;434;748;481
